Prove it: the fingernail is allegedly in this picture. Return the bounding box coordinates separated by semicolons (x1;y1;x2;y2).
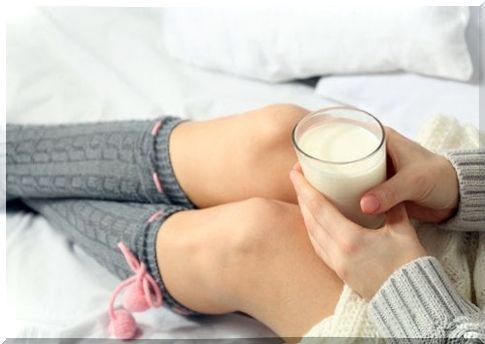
361;194;380;213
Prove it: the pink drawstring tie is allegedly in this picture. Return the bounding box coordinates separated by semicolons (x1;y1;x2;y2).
152;173;163;193
108;242;162;340
151;120;164;194
151;120;162;136
146;210;163;224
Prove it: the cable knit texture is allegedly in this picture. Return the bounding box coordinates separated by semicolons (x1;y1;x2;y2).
369;257;484;341
5;117;199;316
22;198;197;315
416;115;485;232
6;116;193;207
440;151;485;232
304;115;485;341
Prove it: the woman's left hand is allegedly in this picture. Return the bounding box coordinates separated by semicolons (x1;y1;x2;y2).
289;164;428;300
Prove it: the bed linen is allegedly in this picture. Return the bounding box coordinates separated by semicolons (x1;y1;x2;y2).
163;7;472;82
315;73;479;138
6;7;329;340
5;7;479;340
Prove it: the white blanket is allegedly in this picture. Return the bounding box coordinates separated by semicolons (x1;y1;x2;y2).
6;7;331;339
6;7;478;340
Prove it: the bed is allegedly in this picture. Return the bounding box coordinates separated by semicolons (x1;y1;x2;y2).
5;6;479;340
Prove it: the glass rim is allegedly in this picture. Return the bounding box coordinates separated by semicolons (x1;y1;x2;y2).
291;106;386;165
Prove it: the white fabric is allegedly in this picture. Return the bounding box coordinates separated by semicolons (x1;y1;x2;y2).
6;7;329;125
5;7;479;340
6;7;330;340
315;73;479;138
304;115;484;339
162;7;472;82
7;211;274;339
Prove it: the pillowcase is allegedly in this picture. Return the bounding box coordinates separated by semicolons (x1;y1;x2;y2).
162;7;472;82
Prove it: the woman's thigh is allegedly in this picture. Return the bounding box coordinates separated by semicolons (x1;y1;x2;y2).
170;104;309;208
156;197;342;337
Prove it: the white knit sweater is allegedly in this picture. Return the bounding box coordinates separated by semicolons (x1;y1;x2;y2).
304;115;485;341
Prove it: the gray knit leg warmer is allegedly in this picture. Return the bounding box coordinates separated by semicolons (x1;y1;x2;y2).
24;198;200;316
6;117;194;208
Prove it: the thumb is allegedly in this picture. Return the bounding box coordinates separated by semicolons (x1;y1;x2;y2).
385;204;419;238
385;203;409;227
361;170;415;214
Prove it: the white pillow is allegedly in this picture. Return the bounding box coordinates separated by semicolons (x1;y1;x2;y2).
162;7;472;82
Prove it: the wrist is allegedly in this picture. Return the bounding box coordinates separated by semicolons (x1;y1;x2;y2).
438;154;460;212
368;235;427;300
390;246;427;284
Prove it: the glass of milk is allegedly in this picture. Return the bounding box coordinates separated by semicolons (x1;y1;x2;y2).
292;107;386;228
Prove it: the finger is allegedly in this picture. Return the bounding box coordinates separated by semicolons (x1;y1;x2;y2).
290;169;357;237
297;195;336;252
405;202;453;223
360;169;417;214
385;127;407;164
385;204;418;237
292;162;303;173
308;232;334;270
404;202;425;219
298;196;338;268
385;203;409;226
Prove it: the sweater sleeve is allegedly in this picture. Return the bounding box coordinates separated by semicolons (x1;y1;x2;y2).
368;256;485;342
438;150;485;232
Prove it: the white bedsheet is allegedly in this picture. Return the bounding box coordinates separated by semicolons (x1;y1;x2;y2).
6;7;479;340
315;73;478;139
7;7;328;124
6;7;331;340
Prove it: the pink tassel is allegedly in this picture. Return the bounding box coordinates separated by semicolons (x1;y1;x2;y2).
108;242;162;340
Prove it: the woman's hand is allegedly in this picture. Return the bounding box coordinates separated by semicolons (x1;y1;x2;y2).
290;165;427;300
360;127;459;223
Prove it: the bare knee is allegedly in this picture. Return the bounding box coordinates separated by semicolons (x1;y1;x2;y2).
157;198;297;308
191;198;280;268
155;202;288;312
250;103;310;148
242;104;310;202
227;197;290;251
159;198;289;273
215;198;303;289
157;198;322;314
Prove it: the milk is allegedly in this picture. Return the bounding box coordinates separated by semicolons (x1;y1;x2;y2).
297;122;386;228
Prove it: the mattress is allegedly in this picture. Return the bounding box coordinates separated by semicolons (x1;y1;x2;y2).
5;7;479;340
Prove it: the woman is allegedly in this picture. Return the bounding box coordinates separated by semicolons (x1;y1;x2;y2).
6;104;485;340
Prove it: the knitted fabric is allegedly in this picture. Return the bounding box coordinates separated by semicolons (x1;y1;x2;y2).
6;116;193;208
303;115;485;340
5;117;200;316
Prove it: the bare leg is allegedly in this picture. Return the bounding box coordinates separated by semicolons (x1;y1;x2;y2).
159;104;342;337
156;198;342;337
170;104;308;208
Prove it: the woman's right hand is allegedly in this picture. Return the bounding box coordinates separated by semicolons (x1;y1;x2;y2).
360;127;460;223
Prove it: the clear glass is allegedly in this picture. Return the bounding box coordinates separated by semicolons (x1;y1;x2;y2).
292;106;386;228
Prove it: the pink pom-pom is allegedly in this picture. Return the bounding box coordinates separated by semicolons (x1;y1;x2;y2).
109;309;137;340
123;283;149;312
